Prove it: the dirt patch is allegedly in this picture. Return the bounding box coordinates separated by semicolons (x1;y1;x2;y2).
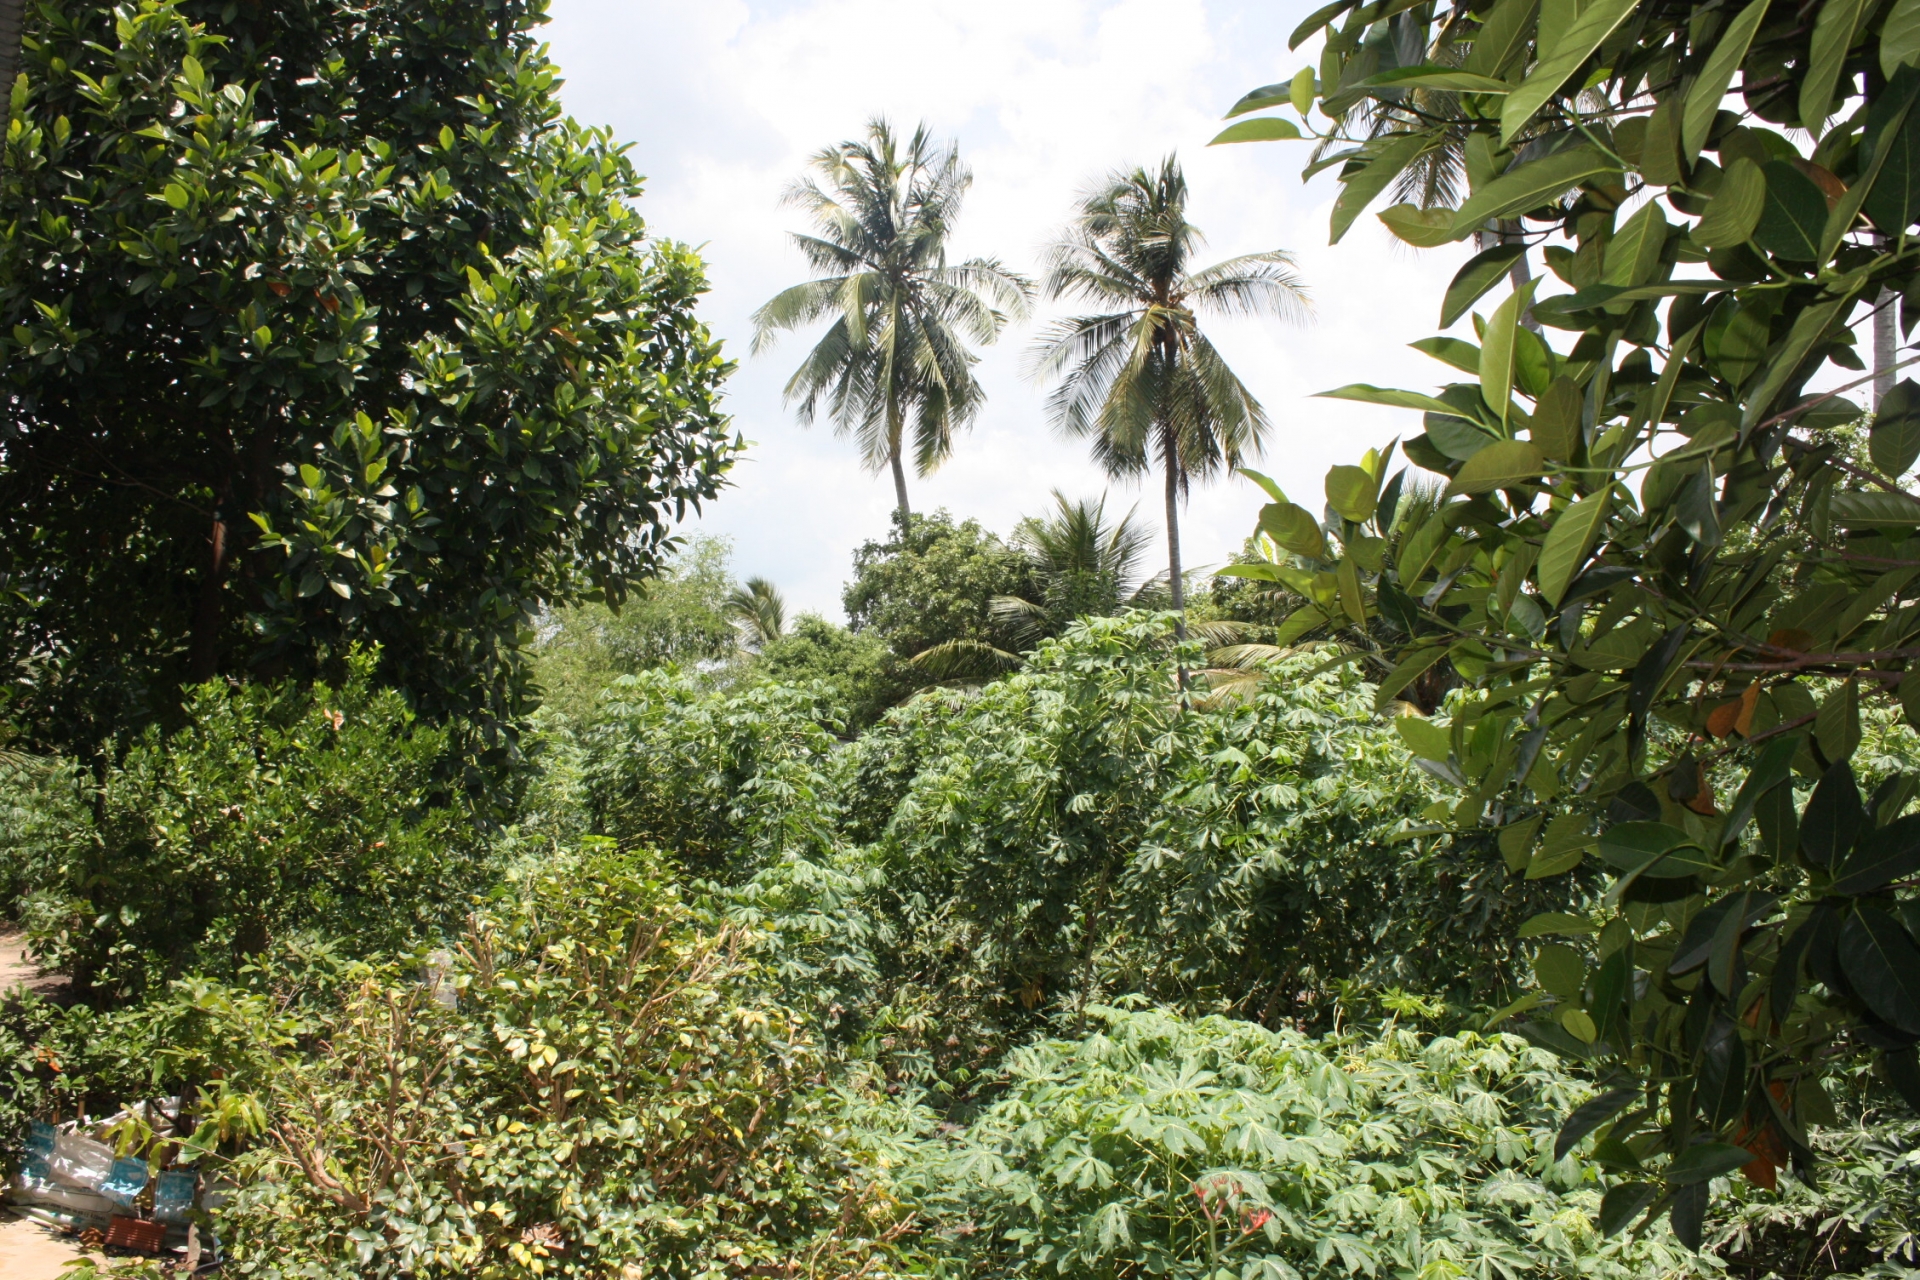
0;1207;93;1279
0;926;62;998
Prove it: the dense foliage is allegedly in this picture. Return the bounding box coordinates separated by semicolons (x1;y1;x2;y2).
0;0;734;761
1214;0;1920;1244
19;657;490;1003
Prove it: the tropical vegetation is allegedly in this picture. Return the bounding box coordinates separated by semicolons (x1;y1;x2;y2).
0;0;1916;1277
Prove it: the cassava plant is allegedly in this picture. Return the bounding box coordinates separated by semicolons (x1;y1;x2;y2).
1215;0;1920;1247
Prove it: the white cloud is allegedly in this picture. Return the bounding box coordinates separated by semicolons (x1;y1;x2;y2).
543;0;1483;619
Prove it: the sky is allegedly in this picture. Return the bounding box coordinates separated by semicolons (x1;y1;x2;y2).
542;0;1484;621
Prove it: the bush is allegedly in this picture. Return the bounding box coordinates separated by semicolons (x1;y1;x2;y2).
912;1003;1713;1280
217;848;917;1280
30;661;493;1001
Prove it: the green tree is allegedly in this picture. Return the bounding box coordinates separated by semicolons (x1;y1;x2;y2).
843;510;1030;670
1219;0;1920;1243
752;119;1029;517
913;490;1160;677
726;577;788;652
0;0;734;762
533;536;738;724
1032;158;1308;631
757;615;900;732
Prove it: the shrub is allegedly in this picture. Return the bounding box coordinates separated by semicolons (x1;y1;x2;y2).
912;1003;1714;1280
31;660;492;1001
216;848;917;1280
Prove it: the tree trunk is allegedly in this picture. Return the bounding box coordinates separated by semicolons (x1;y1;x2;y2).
1162;437;1185;639
889;446;911;520
188;507;229;683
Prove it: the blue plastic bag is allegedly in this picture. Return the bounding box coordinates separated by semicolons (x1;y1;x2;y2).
152;1170;197;1224
99;1156;149;1209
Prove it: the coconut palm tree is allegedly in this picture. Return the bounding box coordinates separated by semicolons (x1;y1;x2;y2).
912;491;1160;679
752;119;1031;518
1031;157;1309;638
725;577;787;653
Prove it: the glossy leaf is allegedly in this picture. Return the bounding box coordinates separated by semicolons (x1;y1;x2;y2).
1535;491;1610;607
1499;0;1644;143
1832;813;1920;894
1445;440;1545;496
1440;244;1528;328
1839;906;1920;1034
1684;0;1771;160
1209;117;1304;145
1451;149;1621;234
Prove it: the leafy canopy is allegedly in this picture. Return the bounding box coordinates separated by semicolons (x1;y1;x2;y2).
0;0;735;762
1220;0;1920;1245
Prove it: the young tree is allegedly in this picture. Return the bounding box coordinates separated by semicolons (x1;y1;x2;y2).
752;119;1030;518
0;1;735;762
1218;0;1920;1245
1032;158;1309;634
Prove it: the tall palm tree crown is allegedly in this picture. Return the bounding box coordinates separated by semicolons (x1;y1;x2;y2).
752;120;1031;518
1031;157;1308;635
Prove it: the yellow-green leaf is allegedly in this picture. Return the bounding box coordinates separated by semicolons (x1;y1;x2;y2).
1326;464;1380;522
1693;157;1766;248
1445;440;1545;496
1537;490;1611;606
1453;148;1621;233
1379;203;1459;247
1685;0;1771;161
1480;279;1538;424
1260;501;1328;561
1500;0;1644;144
1886;0;1920;74
1209;117;1304;145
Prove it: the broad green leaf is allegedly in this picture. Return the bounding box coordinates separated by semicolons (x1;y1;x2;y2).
1600;201;1668;299
1665;1143;1755;1185
1273;604;1330;645
1745;290;1858;429
1290;67;1317;115
1555;1088;1636;1160
1479;279;1537;424
1500;0;1644;144
1499;814;1545;869
1536;491;1610;607
1801;0;1875;128
1332;132;1437;243
1216;563;1284;581
1445;440;1545;496
1887;0;1920;74
1534;943;1585;999
1453;148;1621;233
1463;0;1539;79
1317;384;1467;416
1394;714;1452;760
1519;912;1600;938
162;183;190;209
1600;1183;1659;1236
1210;117;1304;145
1326;464;1380;521
1289;0;1355;51
1530;376;1583;461
1840;906;1920;1033
1375;647;1449;710
1379;204;1458;247
1440;244;1526;328
1692;157;1765;248
1237;468;1289;503
1831;489;1920;529
1872;379;1920;477
1409;336;1481;374
1226;82;1289;118
1597;821;1688;872
1803;760;1866;869
1684;0;1771;161
1362;67;1516;93
1260;501;1329;560
1753;160;1828;261
1832;814;1920;894
1335;556;1367;626
1863;66;1920;237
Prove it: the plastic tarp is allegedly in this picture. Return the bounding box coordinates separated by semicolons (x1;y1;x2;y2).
152;1170;197;1224
99;1155;149;1208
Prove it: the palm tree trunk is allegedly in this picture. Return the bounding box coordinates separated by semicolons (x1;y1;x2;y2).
889;446;911;519
1162;439;1185;640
